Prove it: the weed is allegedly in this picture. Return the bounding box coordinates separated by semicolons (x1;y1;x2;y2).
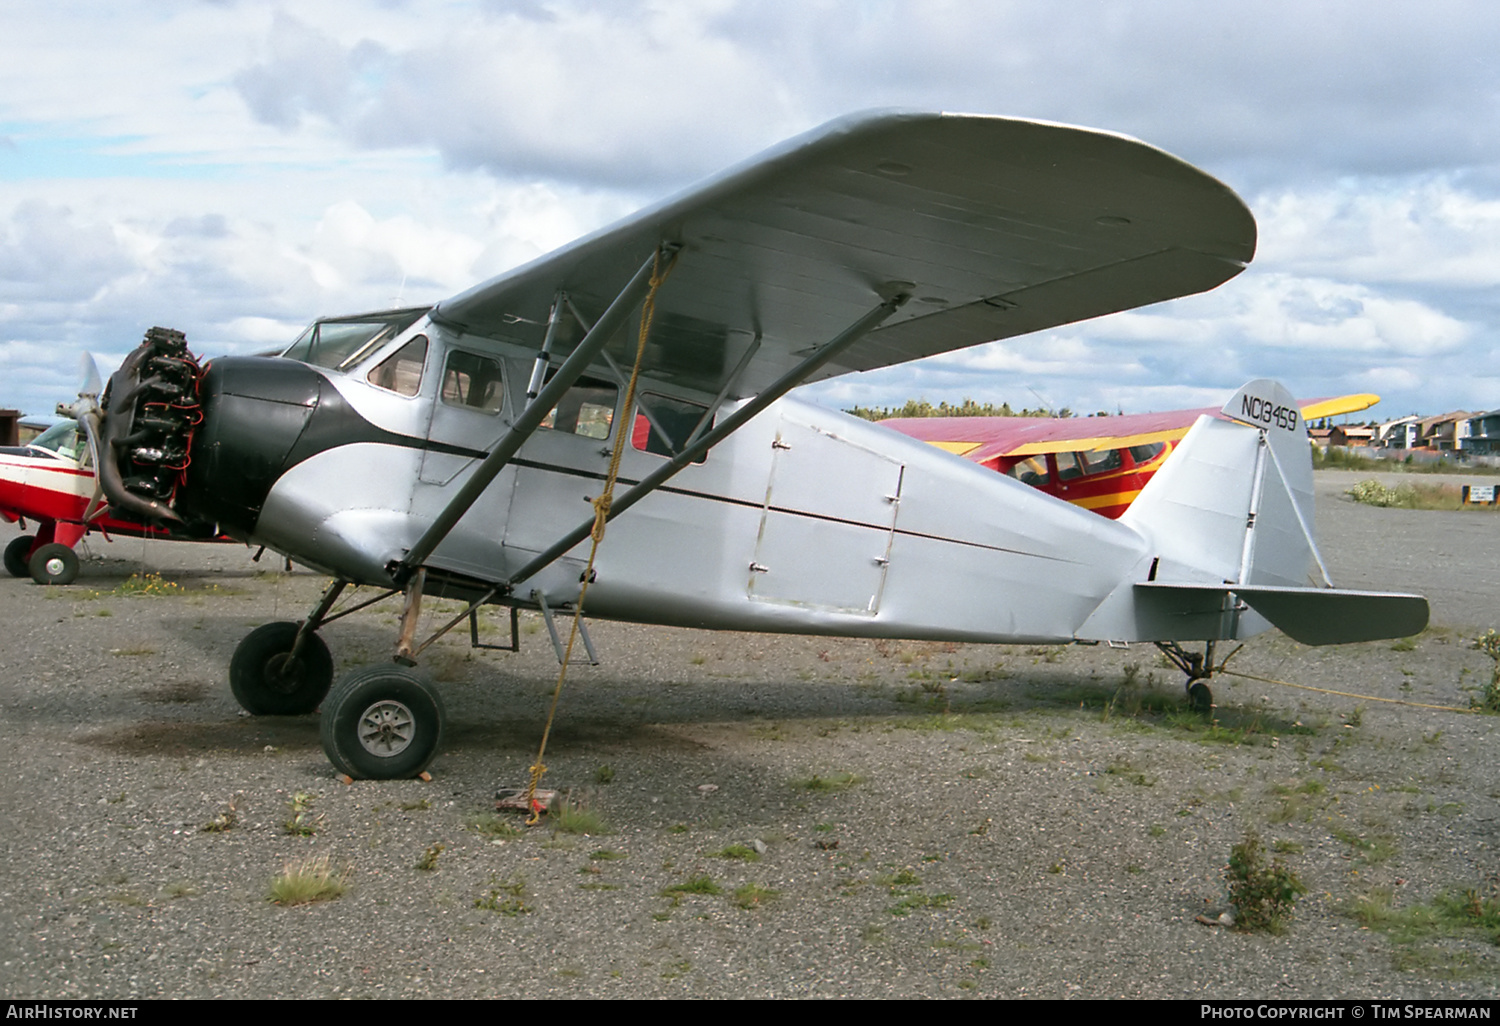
714;844;761;862
474;877;530;916
1330;826;1397;866
201;797;239;833
1390;636;1418;652
588;848;626;861
114;572;183;596
551;798;611;836
416;843;445;871
1148;824;1166;838
1471;630;1500;712
888;892;954;916
269;855;349;906
1225;832;1306;934
283;791;322;836
731;883;779;909
593;765;615;785
465;812;523;839
161;880;200;899
660;875;721;898
793;771;862;792
399;799;431;811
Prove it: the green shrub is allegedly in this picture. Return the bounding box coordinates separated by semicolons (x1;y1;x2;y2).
1226;832;1306;933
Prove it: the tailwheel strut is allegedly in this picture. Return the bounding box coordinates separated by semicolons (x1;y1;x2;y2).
1154;641;1243;713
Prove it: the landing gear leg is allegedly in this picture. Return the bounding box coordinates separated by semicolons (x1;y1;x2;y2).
1155;641;1217;712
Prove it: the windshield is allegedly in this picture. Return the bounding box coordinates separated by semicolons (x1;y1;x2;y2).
30;419;83;460
281;307;430;372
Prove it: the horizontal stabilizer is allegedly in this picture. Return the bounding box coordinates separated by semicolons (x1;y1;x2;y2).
1136;582;1428;646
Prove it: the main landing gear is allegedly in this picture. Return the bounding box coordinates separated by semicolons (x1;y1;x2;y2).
226;573;504;780
1154;640;1236;713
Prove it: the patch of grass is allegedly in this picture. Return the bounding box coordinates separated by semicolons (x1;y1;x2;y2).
415;843;444;871
1345;478;1465;510
465;812;523;839
731;883;779;909
551;798;611;835
161;880;200;899
1350;885;1500;950
593;765;615;784
114;572;184;596
714;844;761;862
1225;832;1306;934
888;892;955;916
1105;759;1157;787
793;771;862;792
660;875;721;898
1331;826;1397;866
399;799;431;811
269;855;349;906
474;877;530;916
588;848;626;861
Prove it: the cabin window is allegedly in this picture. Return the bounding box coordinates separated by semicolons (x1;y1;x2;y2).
540;375;617;439
630;394;709;463
1005;456;1048;486
440;350;506;413
1127;442;1166;465
1054;451;1083;482
367;335;428;397
1077;448;1122;476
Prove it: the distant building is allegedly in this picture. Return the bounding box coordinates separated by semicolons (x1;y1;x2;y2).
1417;411;1471;451
1377;416;1420;449
1463;409;1500;455
1329;425;1377;448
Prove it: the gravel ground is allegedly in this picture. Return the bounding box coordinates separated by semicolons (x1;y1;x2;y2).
1;472;1498;1000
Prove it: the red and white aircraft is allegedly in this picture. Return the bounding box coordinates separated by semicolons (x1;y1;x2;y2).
0;418;218;584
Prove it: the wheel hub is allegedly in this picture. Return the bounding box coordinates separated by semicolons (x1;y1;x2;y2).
357;700;415;757
43;557;66;577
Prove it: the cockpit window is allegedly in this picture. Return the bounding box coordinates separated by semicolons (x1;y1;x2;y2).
282;307;430;372
440;350;505;413
368;335;428;397
30;420;84;460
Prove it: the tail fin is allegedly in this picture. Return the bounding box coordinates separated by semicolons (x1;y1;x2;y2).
1077;380;1427;644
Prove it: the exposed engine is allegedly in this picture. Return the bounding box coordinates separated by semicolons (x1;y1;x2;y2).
92;327;206;525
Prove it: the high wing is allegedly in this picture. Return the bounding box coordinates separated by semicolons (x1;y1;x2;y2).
434;110;1256;398
882;393;1381;465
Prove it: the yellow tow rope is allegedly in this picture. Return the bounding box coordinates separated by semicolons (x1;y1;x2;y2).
1221;668;1480;715
523;247;678;823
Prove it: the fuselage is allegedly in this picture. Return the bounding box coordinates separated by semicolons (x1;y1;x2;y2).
179;311;1157;644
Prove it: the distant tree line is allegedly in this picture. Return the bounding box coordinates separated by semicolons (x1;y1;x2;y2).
844;398;1073;421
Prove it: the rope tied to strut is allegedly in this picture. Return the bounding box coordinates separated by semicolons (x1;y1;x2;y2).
524;245;678;823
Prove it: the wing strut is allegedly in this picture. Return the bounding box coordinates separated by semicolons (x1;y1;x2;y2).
505;288;911;588
391;245;677;586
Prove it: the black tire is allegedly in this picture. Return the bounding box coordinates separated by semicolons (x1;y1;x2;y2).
28;543;79;586
1188;681;1214;713
320;665;445;780
5;535;34;578
228;621;334;715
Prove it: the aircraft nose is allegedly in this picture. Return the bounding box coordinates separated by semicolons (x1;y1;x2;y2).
180;357;323;534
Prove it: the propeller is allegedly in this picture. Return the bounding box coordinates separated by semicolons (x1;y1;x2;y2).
70;352;109;523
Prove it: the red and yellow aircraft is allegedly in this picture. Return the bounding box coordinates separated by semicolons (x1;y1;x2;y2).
881;394;1378;519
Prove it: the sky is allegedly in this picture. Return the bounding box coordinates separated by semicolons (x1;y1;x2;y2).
2;0;1499;424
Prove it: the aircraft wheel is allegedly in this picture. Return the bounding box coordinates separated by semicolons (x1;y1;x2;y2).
1188;681;1213;713
320;666;445;780
229;621;334;715
5;535;34;578
28;543;79;586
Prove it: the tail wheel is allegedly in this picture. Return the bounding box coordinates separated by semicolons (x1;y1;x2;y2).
229;621;334;715
321;666;445;780
1188;681;1214;713
5;535;35;578
28;543;79;586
